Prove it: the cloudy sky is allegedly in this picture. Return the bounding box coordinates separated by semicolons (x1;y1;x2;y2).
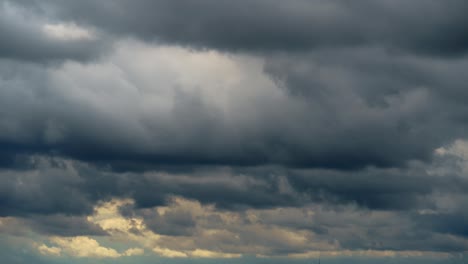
1;1;468;263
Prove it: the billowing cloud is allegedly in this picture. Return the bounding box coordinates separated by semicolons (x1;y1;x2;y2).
2;41;468;171
2;1;468;263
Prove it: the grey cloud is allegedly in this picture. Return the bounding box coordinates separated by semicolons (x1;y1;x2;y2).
261;206;468;252
117;197;468;254
0;156;298;217
0;1;107;63
2;0;468;257
2;149;466;219
0;165;94;217
262;48;468;169
287;167;438;210
137;206;197;237
415;211;468;238
21;215;108;237
1;42;468;221
14;0;468;56
409;193;468;239
2;44;468;170
1;154;468;254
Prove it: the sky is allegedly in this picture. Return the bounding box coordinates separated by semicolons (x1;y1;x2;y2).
0;0;468;263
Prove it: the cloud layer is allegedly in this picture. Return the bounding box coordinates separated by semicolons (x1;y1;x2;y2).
1;0;468;263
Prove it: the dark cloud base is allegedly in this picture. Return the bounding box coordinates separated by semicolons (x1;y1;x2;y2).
1;154;468;253
29;0;468;56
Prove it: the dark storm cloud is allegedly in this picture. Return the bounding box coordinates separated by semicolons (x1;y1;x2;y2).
2;46;468;170
20;0;468;56
4;0;468;64
0;164;95;217
286;165;468;210
288;168;431;210
0;154;466;217
0;156;299;217
1;1;468;170
415;211;468;238
408;193;468;239
106;166;302;210
1;154;468;252
21;215;108;236
136;206;197;236
1;0;468;257
262;47;468;169
0;1;106;63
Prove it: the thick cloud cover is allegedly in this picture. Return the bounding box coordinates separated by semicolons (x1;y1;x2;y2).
1;0;468;261
2;43;468;170
1;0;468;170
19;0;468;56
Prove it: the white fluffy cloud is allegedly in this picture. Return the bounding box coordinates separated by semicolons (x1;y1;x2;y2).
38;236;144;258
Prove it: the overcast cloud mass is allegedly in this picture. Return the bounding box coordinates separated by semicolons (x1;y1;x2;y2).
1;1;468;263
